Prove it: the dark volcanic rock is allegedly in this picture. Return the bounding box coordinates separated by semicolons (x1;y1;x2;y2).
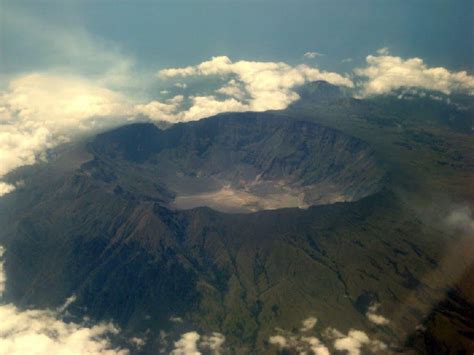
88;113;386;212
0;111;454;354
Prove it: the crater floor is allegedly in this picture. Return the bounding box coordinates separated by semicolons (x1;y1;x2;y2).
89;113;386;213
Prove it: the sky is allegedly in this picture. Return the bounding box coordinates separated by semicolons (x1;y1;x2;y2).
0;0;473;195
1;0;473;76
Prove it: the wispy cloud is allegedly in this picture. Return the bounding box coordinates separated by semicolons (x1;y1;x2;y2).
355;49;474;97
269;313;388;354
300;316;318;332
171;331;226;354
365;303;390;326
2;6;135;89
445;205;474;235
304;51;324;59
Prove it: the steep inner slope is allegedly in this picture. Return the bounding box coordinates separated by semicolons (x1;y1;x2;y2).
89;113;386;212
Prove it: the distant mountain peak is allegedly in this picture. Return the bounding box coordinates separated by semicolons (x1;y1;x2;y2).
295;80;347;105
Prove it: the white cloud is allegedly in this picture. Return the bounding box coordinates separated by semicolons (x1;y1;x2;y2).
365;303;390;326
135;94;247;123
0;182;16;197
269;333;330;355
57;295;77;313
1;73;131;125
129;336;146;349
135;95;184;122
175;83;188;89
304;51;324;59
0;304;129;355
333;329;369;355
171;331;226;355
355;51;474;97
445;205;474;235
200;333;225;354
269;314;389;354
216;79;246;100
0;73;135;195
332;329;387;355
269;335;288;348
182;96;248;122
301;336;330;355
171;331;201;355
300;316;318;332
158;56;353;113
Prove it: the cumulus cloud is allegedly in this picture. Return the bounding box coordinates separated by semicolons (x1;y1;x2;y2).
269;314;389;354
170;331;226;355
376;47;390;56
0;246;130;355
304;51;324;59
182;96;248;121
269;332;330;355
175;83;188;89
269;335;288;348
365;303;390;326
445;205;474;235
333;329;370;355
171;332;201;355
200;333;226;354
355;50;474;97
300;316;318;332
331;329;387;355
135;95;184;122
216;79;246;100
129;336;146;349
269;316;330;355
1;73;131;125
158;55;353;113
0;183;16;197
0;73;136;195
0;305;129;355
301;336;331;355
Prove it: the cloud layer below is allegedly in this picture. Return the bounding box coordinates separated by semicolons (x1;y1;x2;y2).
269;315;389;355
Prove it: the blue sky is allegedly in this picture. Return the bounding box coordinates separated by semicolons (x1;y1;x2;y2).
1;0;473;77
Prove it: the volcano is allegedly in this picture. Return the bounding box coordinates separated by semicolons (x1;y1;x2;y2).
88;113;386;213
0;85;472;354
